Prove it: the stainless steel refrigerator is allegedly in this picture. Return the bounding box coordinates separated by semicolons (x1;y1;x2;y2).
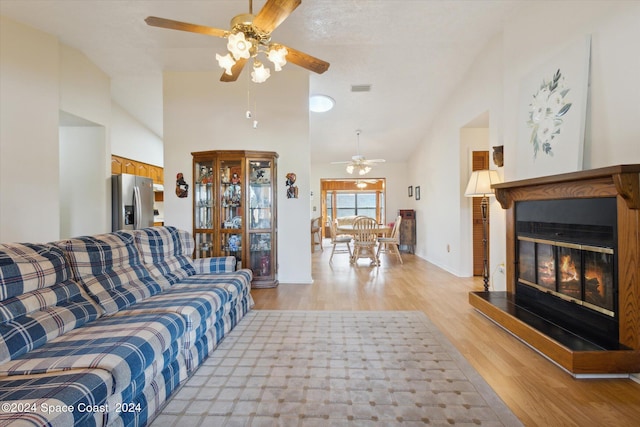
112;174;154;231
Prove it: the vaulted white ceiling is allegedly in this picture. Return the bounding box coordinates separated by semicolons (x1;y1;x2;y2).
0;0;528;164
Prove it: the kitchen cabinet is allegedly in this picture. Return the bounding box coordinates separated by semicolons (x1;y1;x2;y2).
111;155;163;185
112;155;164;224
192;150;278;288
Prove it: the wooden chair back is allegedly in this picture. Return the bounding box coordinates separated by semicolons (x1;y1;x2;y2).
353;216;378;244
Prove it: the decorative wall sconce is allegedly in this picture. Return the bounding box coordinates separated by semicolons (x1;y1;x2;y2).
286;172;298;199
176;173;189;198
492;145;504;167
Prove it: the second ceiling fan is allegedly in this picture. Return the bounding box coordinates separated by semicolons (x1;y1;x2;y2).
145;0;330;83
332;130;386;176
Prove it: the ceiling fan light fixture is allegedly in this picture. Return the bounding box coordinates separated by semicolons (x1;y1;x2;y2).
346;164;355;174
359;166;372;175
251;60;271;83
216;53;236;75
227;31;252;60
268;45;288;71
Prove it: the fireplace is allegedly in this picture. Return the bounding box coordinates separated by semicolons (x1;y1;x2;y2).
515;198;618;347
468;165;640;376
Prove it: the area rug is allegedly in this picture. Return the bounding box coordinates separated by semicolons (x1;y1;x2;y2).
151;310;522;426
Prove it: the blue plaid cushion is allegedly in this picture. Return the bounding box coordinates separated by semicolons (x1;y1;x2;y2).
193;256;237;273
0;368;112;427
130;226;196;288
112;356;186;427
0;243;101;364
0;312;185;396
56;232;162;314
115;286;229;371
176;269;252;303
0;243;71;300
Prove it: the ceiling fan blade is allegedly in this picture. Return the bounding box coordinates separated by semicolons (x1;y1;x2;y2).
253;0;301;33
220;58;248;82
330;161;352;165
145;16;227;38
282;45;330;74
365;159;386;163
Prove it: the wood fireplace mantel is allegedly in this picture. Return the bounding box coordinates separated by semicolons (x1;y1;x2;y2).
470;164;640;376
493;164;640;210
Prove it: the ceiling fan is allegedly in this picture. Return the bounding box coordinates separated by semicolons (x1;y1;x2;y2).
145;0;330;83
331;130;386;175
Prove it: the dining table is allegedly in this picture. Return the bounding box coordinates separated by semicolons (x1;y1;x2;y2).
337;224;391;237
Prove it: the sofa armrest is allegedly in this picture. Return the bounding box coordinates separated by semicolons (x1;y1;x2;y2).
193;256;237;274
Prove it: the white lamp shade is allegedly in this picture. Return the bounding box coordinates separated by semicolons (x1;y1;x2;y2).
251;61;271;83
267;46;288;71
464;169;500;197
216;53;236;75
359;166;372;175
227;32;251;60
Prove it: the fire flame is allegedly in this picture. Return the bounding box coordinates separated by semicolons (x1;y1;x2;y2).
586;266;605;298
559;255;579;282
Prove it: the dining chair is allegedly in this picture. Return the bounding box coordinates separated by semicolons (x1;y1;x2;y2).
311;216;323;252
350;216;379;266
329;219;352;262
376;215;403;264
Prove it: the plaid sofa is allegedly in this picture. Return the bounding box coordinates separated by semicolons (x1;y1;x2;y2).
0;227;253;426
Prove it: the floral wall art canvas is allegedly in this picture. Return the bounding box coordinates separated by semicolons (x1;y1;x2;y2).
516;36;591;179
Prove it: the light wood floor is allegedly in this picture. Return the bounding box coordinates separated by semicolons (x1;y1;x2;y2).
252;242;640;426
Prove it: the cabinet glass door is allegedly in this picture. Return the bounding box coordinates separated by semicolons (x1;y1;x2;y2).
248;160;272;230
194;159;214;257
250;233;272;276
219;159;243;268
248;160;273;279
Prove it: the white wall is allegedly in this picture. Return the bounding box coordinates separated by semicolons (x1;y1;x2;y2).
408;1;640;287
408;32;505;278
163;69;312;284
111;102;163;167
0;15;132;242
58;45;111;236
0;17;60;242
59;126;107;238
502;1;640;180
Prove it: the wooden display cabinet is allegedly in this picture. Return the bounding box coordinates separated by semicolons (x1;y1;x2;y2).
398;209;416;253
192;150;278;288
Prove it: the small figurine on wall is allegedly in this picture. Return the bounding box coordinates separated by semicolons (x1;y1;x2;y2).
176;172;189;198
286;172;298;199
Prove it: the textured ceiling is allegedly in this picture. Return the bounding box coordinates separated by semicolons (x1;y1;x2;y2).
0;0;528;164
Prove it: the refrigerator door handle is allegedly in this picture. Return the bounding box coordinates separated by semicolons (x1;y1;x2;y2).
134;186;141;229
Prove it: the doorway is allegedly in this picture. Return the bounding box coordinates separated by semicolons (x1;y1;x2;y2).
59;111;107;238
471;151;489;276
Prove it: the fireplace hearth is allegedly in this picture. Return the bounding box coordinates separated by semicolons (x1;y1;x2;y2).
469;165;640;376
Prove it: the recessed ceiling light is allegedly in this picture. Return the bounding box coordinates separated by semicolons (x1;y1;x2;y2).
309;94;335;113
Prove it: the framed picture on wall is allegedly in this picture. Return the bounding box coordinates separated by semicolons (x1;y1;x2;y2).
408;186;413;197
415;186;421;201
515;36;591;179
